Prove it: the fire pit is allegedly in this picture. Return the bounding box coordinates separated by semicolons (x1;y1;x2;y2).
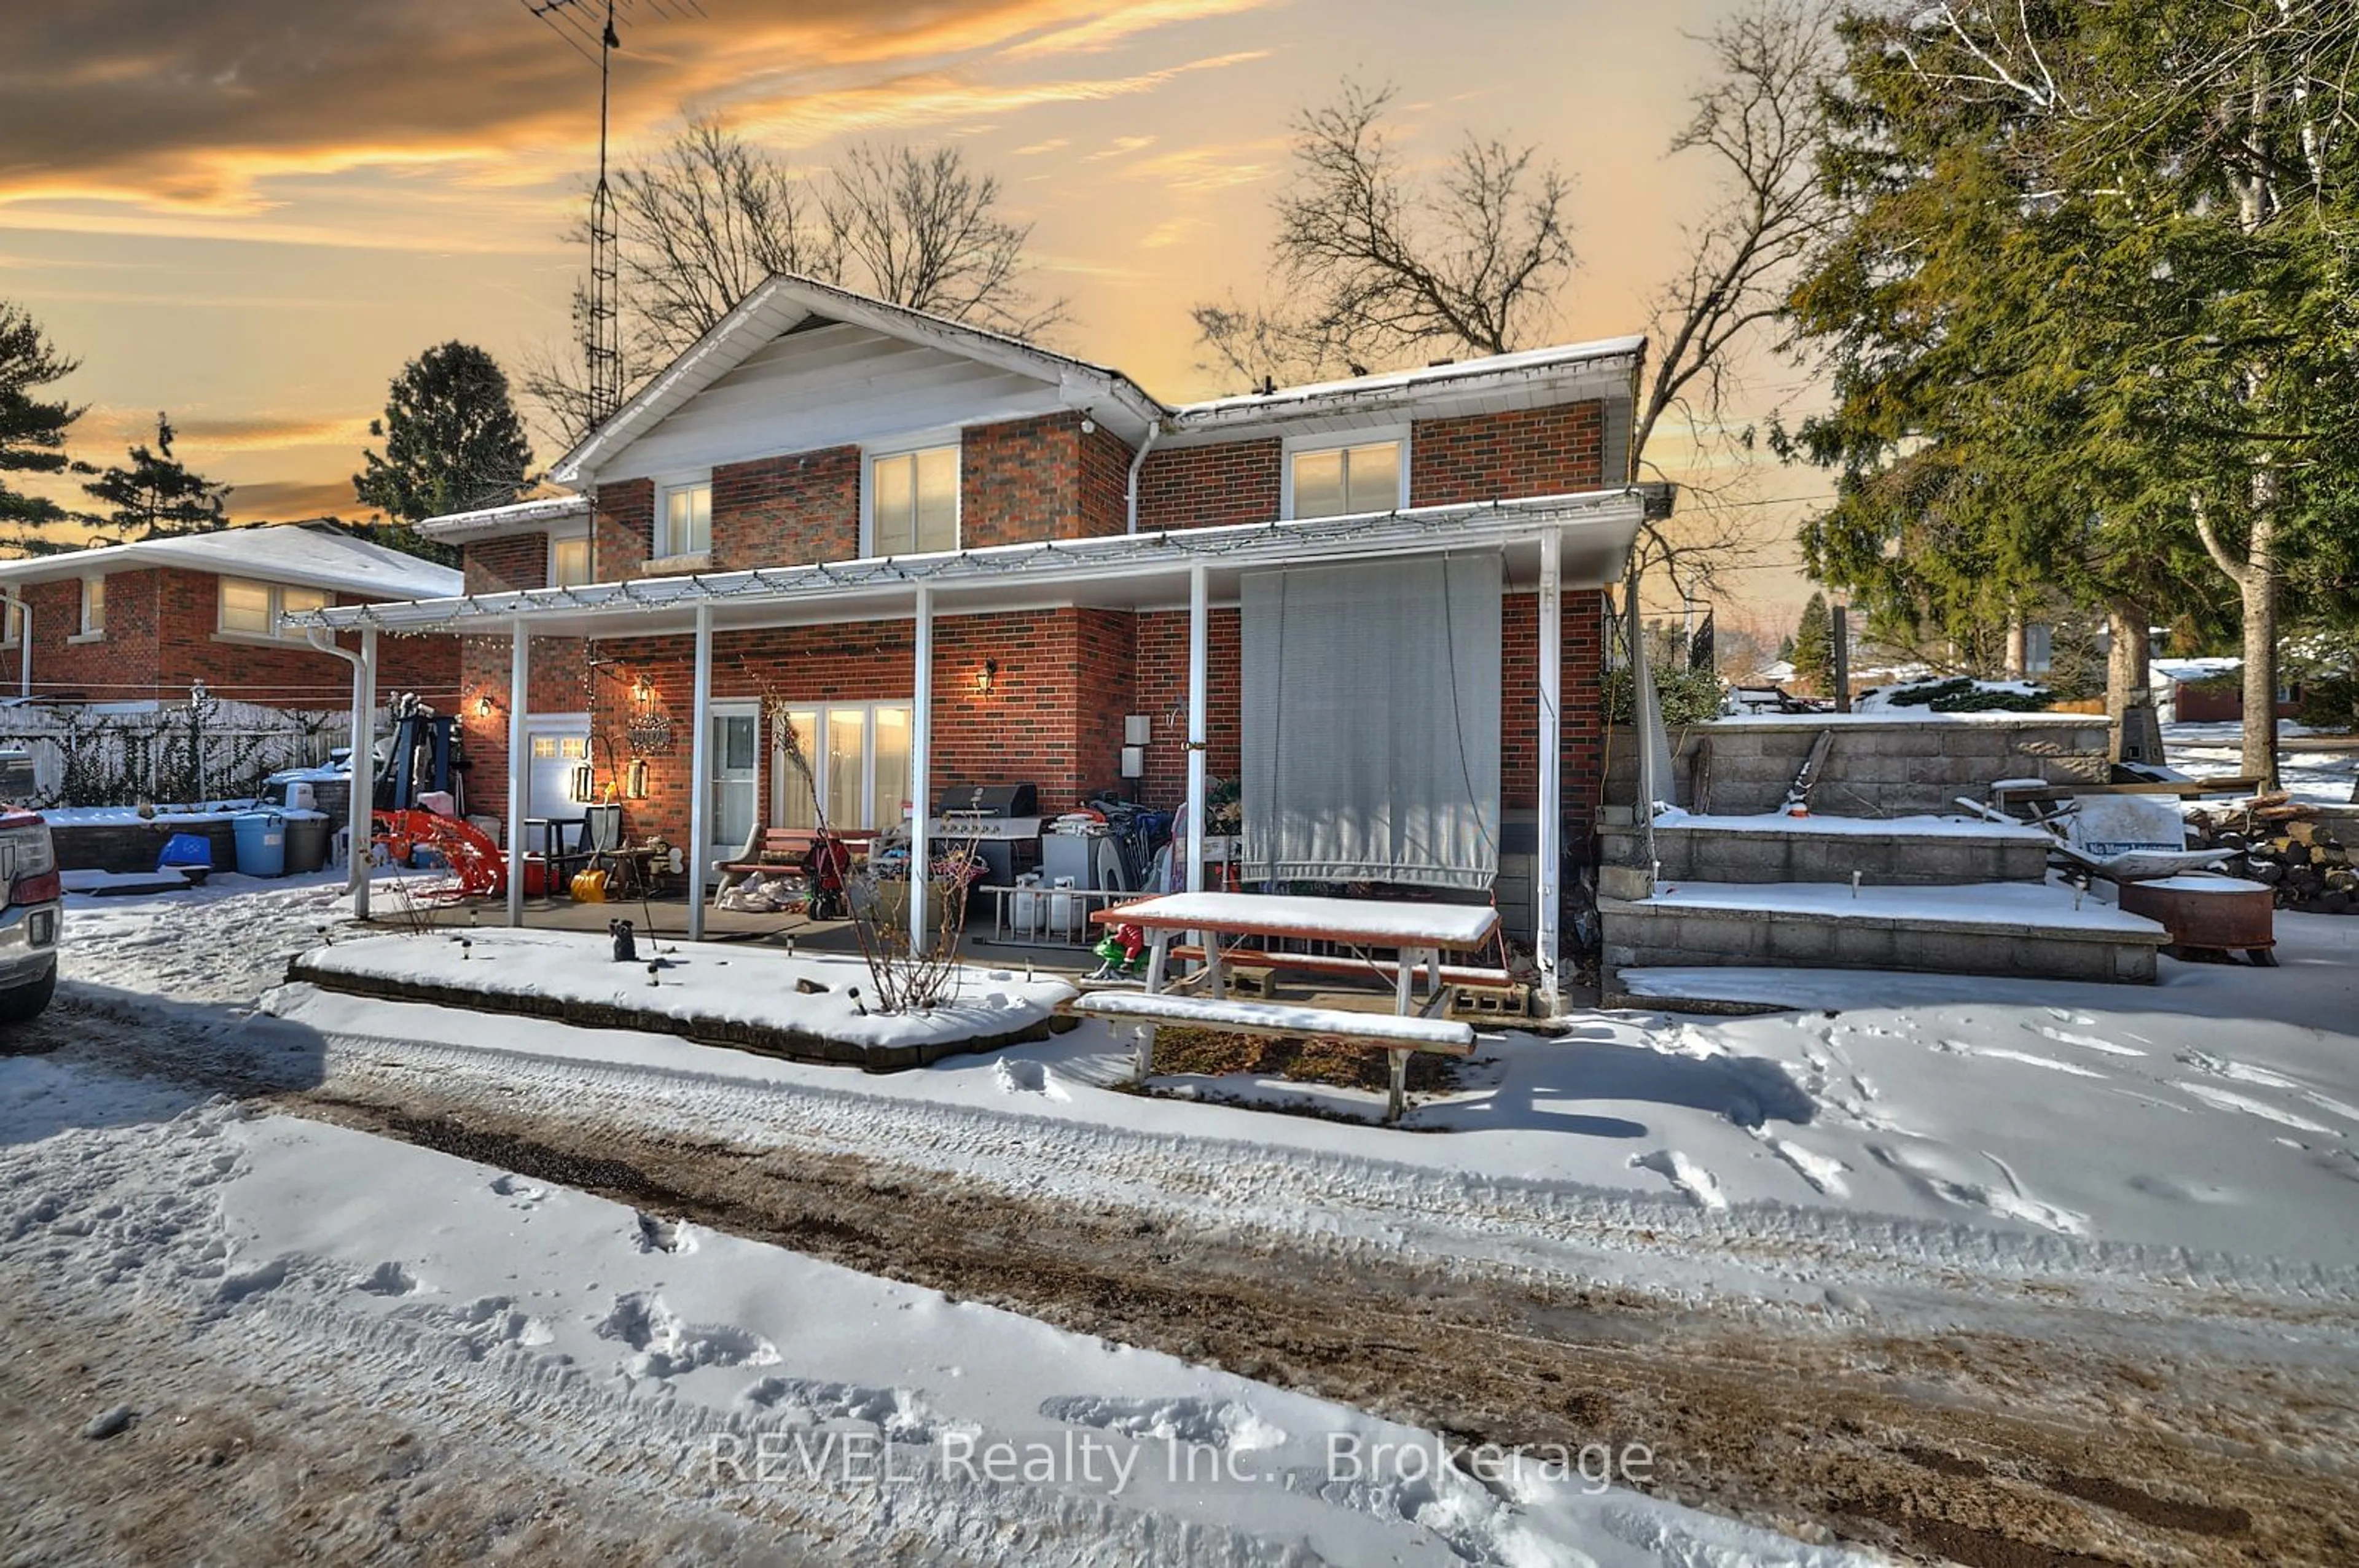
2117;876;2277;965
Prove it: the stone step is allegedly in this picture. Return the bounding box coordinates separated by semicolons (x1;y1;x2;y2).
1599;880;2167;986
1599;812;2053;887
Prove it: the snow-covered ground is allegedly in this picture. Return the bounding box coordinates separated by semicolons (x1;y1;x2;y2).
9;870;2359;1562
2165;719;2356;806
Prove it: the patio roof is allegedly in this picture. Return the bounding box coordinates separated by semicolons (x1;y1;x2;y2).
297;487;1655;639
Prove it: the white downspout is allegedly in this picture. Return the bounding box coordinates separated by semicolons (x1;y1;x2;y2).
1124;422;1163;534
1535;530;1562;1014
910;584;933;953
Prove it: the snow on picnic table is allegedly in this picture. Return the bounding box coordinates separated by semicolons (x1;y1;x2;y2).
1105;890;1500;947
2165;719;2356;808
1639;878;2167;934
297;926;1074;1051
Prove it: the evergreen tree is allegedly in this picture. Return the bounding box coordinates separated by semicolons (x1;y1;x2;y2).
82;412;229;538
0;301;88;542
354;343;533;523
1791;591;1833;693
1781;2;2359;785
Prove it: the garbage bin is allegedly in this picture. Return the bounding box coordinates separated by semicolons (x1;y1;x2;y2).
281;809;329;875
233;811;287;878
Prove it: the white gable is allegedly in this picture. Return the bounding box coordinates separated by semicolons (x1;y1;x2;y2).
595;321;1078;483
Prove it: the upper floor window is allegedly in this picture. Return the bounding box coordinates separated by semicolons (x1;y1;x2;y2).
219;577;332;640
0;599;20;650
79;576;106;637
550;533;592;588
659;480;711;558
1286;437;1404;520
867;444;959;556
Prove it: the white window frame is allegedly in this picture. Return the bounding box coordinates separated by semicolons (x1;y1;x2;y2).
69;575;106;642
653;474;713;562
770;699;917;832
549;529;593;588
0;598;20;650
216;577;334;642
861;437;962;558
1280;425;1410;521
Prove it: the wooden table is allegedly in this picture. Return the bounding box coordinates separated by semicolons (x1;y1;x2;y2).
1098;891;1500;1015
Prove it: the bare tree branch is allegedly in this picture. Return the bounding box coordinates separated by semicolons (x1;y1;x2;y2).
823;143;1068;341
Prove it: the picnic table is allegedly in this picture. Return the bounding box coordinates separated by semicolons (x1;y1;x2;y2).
1075;891;1498;1122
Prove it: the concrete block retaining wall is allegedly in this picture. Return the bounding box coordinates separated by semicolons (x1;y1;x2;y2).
1603;716;2113;820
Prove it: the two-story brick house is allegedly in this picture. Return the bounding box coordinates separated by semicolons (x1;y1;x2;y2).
304;275;1659;1000
0;523;459;708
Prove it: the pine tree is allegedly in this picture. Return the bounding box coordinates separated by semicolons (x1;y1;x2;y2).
82;412;229;538
354;343;533;523
0;301;88;544
1791;591;1833;694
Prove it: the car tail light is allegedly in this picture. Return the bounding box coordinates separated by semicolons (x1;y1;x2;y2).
1;819;55;905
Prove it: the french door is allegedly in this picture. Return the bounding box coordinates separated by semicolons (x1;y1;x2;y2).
772;701;913;832
708;702;760;857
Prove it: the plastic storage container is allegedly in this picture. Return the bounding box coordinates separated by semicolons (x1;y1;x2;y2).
281;809;329;874
233;811;287;878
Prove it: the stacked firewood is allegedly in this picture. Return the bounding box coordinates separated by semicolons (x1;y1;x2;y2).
2186;794;2358;913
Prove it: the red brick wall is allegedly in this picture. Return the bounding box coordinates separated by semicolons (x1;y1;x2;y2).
1133;607;1242;805
1499;588;1606;843
13;571;158;703
464;534;546;595
1136;440;1281;532
592;479;652;580
11;566;453;709
514;608;1136;846
962;414;1074;548
712;448;859;569
1409;403;1606;506
1079;423;1136;538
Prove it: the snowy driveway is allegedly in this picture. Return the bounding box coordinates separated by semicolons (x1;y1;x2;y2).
5;872;2357;1564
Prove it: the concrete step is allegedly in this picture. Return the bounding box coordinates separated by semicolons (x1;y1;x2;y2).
1599;812;2053;887
1599;880;2168;986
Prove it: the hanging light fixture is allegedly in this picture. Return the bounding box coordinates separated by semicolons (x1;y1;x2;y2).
625;758;649;798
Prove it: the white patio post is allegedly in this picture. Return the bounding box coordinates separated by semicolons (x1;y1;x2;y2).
910;584;933;954
350;627;377;920
504;618;530;928
1185;563;1208;894
687;603;714;941
1535;529;1563;1012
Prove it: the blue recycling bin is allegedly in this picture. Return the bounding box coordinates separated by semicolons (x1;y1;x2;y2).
233;811;288;878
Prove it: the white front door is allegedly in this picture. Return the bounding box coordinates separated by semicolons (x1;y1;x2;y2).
523;717;591;821
709;702;759;857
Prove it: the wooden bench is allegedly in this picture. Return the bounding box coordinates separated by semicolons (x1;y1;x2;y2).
712;828;878;906
1070;989;1474;1125
1157;942;1514;992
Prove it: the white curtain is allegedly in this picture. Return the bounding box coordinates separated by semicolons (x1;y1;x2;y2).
1240;555;1501;889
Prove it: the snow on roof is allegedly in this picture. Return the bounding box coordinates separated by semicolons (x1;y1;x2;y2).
415;493;592;540
0;525;461;601
1173;337;1648;423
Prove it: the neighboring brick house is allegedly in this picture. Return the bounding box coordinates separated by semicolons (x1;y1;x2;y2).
307;275;1663;990
0;524;459;709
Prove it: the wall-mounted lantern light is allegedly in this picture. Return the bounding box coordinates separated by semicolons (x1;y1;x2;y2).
475;693;500;720
974;658;998;695
568;762;596;802
625;759;650;799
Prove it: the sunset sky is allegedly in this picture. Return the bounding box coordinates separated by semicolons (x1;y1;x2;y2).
0;0;1828;620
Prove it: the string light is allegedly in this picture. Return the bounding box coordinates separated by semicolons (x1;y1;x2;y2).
295;488;1657;636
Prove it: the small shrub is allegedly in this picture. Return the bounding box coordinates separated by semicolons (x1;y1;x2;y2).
1603;665;1727;727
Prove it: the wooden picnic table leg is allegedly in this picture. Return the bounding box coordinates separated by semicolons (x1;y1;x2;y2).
1202;930;1225;999
1144;930;1171;995
1393;948;1417;1016
1387;1048;1409;1125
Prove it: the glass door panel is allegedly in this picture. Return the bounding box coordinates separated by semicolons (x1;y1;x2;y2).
870;704;912;830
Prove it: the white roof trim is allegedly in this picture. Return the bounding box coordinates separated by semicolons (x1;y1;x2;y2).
551;273;1167;486
0;525;460;601
299;489;1651;636
1168;337;1645;438
416;494;592;540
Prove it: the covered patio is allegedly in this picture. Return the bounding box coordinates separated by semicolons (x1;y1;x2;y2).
299;489;1649;1013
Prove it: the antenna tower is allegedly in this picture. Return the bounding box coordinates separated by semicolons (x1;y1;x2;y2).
522;0;703;429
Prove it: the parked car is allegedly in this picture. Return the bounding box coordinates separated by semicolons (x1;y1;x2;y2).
0;751;59;1022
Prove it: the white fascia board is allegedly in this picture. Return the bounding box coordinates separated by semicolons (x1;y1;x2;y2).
416;496;593;540
296;488;1650;636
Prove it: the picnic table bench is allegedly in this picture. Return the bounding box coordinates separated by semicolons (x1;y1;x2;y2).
1074;891;1500;1123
